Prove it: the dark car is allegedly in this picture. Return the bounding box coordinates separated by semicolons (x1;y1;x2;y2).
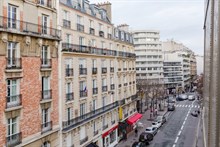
191;110;199;117
168;104;175;111
139;132;153;143
132;141;149;147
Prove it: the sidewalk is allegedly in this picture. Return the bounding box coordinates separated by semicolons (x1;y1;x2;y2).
116;108;168;147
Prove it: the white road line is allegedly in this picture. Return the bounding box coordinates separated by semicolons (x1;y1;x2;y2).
183;121;186;125
178;130;181;136
173;145;176;147
175;137;179;143
181;125;184;130
179;105;182;107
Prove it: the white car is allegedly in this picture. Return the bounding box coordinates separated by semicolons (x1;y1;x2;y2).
145;127;158;136
188;95;195;101
152;121;162;128
181;94;188;100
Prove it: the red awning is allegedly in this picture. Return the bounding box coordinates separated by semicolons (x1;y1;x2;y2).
126;113;142;125
102;125;118;138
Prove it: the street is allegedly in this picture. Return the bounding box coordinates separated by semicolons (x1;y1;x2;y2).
149;100;201;147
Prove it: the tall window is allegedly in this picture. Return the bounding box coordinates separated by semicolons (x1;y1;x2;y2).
66;82;72;94
102;78;107;87
102;96;106;107
8;5;17;28
99;23;103;31
7;79;19;106
42;141;50;147
80;103;86;116
7;117;18;139
89;20;94;28
92;60;96;68
42;15;49;34
101;60;106;68
66;34;71;44
92;79;97;88
42;46;49;66
63;10;69;20
77;15;83;25
110;77;113;85
101;41;105;49
7;42;17;67
42;108;50;125
92;99;96;110
79;59;86;68
67;107;72;121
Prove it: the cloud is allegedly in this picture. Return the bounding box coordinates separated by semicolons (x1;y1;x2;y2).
91;0;204;55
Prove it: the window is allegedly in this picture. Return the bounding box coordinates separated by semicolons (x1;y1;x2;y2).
77;15;83;25
42;141;50;147
80;103;86;116
110;60;113;67
102;96;107;107
102;78;107;87
66;34;71;44
42;77;50;91
102;115;106;126
115;29;119;38
67;107;72;121
91;39;96;47
89;20;94;28
7;79;19;106
80;126;86;140
63;10;69;20
7;42;17;67
79;59;86;68
110;77;114;84
42;108;50;125
92;99;97;110
42;15;49;34
109;43;112;50
101;60;106;68
101;41;105;49
66;82;72;94
93;121;96;132
99;23;103;31
42;46;49;66
92;59;96;68
79;37;85;46
8;5;17;28
7;117;18;138
79;81;87;91
92;79;97;88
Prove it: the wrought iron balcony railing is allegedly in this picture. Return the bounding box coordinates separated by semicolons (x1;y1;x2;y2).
41;90;52;100
63;19;71;28
124;113;128;118
110;67;114;73
80;91;87;98
120;99;125;105
6;58;22;69
111;120;115;125
124;83;128;86
93;88;98;95
118;68;121;71
131;94;138;101
38;0;52;8
103;124;108;130
6;132;22;147
110;84;115;90
6;94;22;109
77;23;84;32
0;16;61;39
90;28;95;35
66;93;74;102
41;121;52;134
99;31;104;37
92;68;97;74
66;68;74;77
102;68;107;74
102;86;108;92
80;136;88;145
118;84;122;88
62;101;119;131
93;130;99;136
123;68;127;71
41;59;51;68
79;68;87;75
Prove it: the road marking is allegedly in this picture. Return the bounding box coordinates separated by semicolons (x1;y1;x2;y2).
181;125;184;130
173;145;176;147
175;137;179;143
178;130;181;136
183;121;186;125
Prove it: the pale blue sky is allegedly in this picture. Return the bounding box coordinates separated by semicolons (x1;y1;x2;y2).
91;0;204;55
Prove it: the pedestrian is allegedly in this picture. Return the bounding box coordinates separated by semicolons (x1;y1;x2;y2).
135;128;138;137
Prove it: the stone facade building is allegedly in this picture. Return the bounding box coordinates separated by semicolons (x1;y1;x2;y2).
0;0;60;147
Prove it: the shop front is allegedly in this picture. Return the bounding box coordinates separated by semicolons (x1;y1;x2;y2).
102;125;118;147
118;113;142;141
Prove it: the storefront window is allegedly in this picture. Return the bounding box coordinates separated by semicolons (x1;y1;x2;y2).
110;130;116;143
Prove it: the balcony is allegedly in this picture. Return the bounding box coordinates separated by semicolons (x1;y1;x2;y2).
102;86;108;92
131;94;138;101
133;81;136;84
99;31;104;37
77;23;84;32
110;67;114;73
90;28;95;35
94;130;99;136
118;84;122;88
124;113;128;118
63;19;71;29
41;121;52;134
6;94;22;109
111;120;115;125
93;88;98;95
80;91;87;98
79;68;87;75
41;90;52;100
132;68;135;70
92;68;97;74
118;68;121;71
0;16;61;39
129;82;132;85
103;124;108;130
62;101;119;131
102;68;107;74
80;136;88;145
38;0;52;8
108;33;112;39
6;132;22;147
120;99;125;105
129;68;132;70
66;93;74;102
123;68;127;71
66;68;74;77
124;83;128;86
41;59;51;68
110;84;115;90
6;58;22;70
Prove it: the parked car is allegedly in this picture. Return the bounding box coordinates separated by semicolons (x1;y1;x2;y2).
191;110;199;117
168;104;175;111
156;115;166;125
176;94;187;101
145;127;158;136
152;121;161;128
181;94;188;100
166;98;175;103
188;95;195;101
139;132;154;143
132;141;149;147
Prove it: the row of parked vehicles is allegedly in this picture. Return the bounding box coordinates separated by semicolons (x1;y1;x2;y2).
132;115;167;147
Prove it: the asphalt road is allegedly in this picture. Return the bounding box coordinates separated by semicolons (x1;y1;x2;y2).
149;99;200;147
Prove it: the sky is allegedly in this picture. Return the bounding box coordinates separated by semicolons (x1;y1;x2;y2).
91;0;204;55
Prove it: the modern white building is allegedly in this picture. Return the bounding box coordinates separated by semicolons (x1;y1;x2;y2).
195;55;204;75
133;30;164;83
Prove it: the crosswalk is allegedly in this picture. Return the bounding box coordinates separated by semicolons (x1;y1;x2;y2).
175;104;200;108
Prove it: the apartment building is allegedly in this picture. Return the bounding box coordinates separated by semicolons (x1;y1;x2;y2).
190;54;197;80
133;30;164;84
203;0;220;146
0;0;60;147
59;1;137;147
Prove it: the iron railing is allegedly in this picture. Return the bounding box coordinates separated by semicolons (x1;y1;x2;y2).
111;120;115;125
93;130;99;136
38;0;52;8
6;58;22;69
77;23;84;32
102;86;108;92
120;99;125;105
0;16;61;39
110;67;114;72
66;93;74;101
41;121;52;134
62;101;119;131
124;113;128;118
80;136;88;145
131;94;138;101
103;124;108;130
41;59;51;68
41;90;52;100
80;91;87;98
124;83;128;86
110;84;115;90
92;68;97;74
99;31;104;37
6;94;22;109
102;68;107;74
6;132;22;147
79;68;87;75
90;28;95;35
63;19;71;28
123;68;127;71
119;84;122;88
66;68;74;77
93;88;98;95
118;68;121;71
